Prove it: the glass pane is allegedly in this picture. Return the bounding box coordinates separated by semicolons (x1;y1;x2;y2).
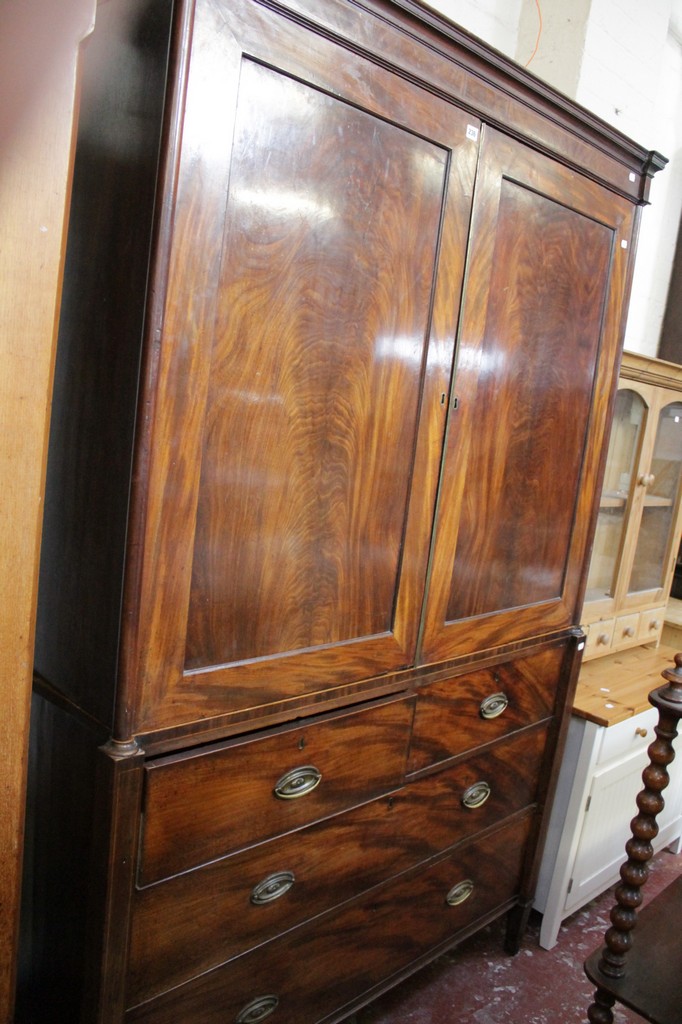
584;389;645;603
628;400;682;595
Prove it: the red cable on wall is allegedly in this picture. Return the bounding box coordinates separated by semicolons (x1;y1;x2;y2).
525;0;543;66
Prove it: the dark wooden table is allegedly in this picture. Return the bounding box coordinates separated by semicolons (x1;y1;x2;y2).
585;873;682;1024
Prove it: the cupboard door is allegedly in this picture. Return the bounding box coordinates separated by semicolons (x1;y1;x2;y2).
584;383;652;619
122;0;479;733
419;127;636;664
623;391;682;606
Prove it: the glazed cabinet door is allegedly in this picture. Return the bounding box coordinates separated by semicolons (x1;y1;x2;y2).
621;387;682;609
419;127;636;665
121;0;479;734
583;381;654;620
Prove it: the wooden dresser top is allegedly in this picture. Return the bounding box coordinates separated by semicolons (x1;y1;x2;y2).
574;643;680;726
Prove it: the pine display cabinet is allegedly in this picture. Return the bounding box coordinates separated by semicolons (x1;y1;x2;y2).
582;351;682;660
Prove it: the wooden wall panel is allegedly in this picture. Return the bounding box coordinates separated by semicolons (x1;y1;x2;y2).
0;2;95;1018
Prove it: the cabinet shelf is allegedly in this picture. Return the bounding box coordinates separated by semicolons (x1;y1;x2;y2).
599;494;627;509
642;495;674;507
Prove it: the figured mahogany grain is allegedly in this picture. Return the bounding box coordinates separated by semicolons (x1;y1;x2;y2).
138;695;413;884
125;813;534;1023
419;127;635;664
409;642;563;771
185;60;446;668
129;725;546;1001
121;0;479;732
447;180;609;619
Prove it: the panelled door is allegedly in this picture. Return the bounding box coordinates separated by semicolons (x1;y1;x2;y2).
419;127;636;665
121;0;479;734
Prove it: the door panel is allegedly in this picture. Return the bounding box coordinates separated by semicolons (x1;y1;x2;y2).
584;385;651;618
419;127;635;664
185;62;448;668
626;395;682;601
123;0;479;732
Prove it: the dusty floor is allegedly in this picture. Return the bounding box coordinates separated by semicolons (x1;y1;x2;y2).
348;847;682;1024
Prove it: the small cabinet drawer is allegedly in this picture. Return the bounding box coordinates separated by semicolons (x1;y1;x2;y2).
407;724;549;842
125;813;534;1024
409;644;562;772
612;613;641;649
598;706;658;765
583;619;615;660
139;695;413;884
637;606;666;645
128;726;546;1003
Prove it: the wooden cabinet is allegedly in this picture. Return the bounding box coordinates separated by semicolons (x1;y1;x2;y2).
534;645;682;950
19;1;664;1022
582;352;682;659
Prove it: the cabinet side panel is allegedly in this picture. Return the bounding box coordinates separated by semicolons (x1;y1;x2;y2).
16;695;107;1023
34;0;173;723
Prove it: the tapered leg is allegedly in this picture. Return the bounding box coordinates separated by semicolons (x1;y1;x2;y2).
504;899;532;954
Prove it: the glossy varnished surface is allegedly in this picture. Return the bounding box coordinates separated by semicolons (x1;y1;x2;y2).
445;178;609;619
128;725;546;1002
138;696;413;884
125;814;534;1022
419;127;635;664
121;0;479;732
185;60;447;668
409;642;563;771
26;1;663;1021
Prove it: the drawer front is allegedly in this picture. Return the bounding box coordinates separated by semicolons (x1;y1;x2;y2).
599;706;658;765
139;695;414;884
128;726;546;1003
637;606;666;645
612;612;640;650
409;645;562;771
125;813;533;1024
583;619;615;660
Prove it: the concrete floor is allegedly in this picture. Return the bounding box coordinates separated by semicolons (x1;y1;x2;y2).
347;847;682;1024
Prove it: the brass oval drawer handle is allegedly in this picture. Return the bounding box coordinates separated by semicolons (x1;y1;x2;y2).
480;692;509;720
274;765;321;800
461;781;491;809
446;878;475;906
250;871;295;906
235;995;279;1023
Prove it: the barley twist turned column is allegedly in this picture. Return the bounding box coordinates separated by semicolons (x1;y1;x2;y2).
586;651;682;1024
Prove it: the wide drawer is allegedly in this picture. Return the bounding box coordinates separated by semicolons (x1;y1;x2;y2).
408;644;562;771
128;725;547;1003
139;694;414;884
125;812;534;1024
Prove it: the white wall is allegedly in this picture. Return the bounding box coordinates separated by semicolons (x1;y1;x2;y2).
427;0;682;359
423;0;522;56
573;0;682;356
621;31;682;354
516;0;591;97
